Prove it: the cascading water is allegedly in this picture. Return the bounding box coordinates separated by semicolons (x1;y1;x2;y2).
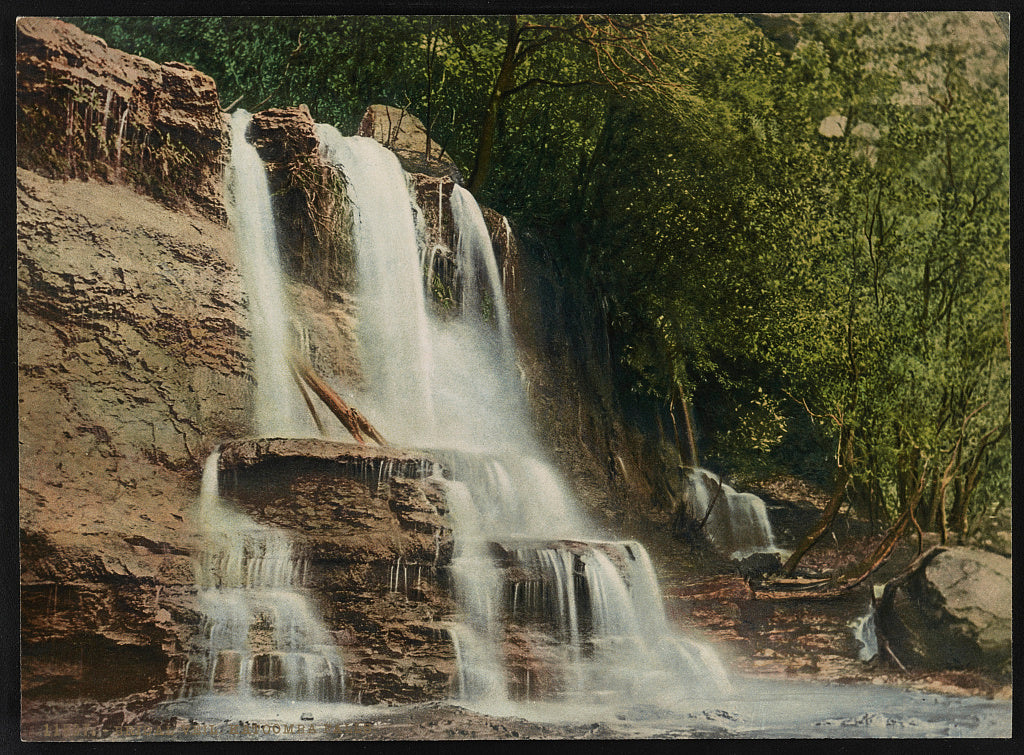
849;605;879;662
188;450;344;703
316;127;730;709
315;131;436;444
183;115;344;708
449;183;515;363
684;468;778;559
849;585;883;662
225;109;317;439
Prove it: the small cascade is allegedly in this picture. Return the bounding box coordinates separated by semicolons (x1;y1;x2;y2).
449;184;515;361
685;468;777;559
187;450;344;702
225;109;315;438
849;605;879;662
850;589;882;662
433;473;508;703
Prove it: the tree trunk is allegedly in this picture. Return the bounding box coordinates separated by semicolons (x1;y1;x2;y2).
468;16;521;193
680;390;699;468
754;507;913;601
781;426;853;576
780;467;850;577
831;497;916;589
756;469;926;600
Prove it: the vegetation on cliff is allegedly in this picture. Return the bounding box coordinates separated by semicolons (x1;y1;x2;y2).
66;13;1009;558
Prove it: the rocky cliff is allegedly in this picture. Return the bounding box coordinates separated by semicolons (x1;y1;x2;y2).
18;165;244;716
17;17;677;727
16;16;226;222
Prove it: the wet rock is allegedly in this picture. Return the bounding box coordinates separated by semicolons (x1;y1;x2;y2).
250;106;353;290
218;437;436;479
413;174;458;294
215;438;457;703
877;547;1011;678
16;17;226;221
733;551;783;579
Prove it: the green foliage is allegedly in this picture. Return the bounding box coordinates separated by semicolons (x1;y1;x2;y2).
64;13;1009;541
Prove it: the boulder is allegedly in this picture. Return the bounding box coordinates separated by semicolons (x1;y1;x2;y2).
877;546;1011;678
734;551;783;580
358;104;462;180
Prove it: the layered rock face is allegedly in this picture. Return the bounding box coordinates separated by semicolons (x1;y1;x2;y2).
16;17;226;221
877;547;1011;679
197;439;457;704
18;166;247;712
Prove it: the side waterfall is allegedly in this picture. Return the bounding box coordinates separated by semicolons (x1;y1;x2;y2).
317;126;731;706
189;450;344;701
685;468;777;559
224;109;316;439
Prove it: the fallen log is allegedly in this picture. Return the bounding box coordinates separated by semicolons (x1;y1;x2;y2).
752;510;916;600
289;362;327;437
290;355;387;446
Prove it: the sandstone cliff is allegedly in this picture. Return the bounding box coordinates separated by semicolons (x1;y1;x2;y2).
16;16;226;222
17;16;690;727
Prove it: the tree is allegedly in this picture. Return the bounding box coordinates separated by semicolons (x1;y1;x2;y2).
739;13;1010;573
443;14;683;193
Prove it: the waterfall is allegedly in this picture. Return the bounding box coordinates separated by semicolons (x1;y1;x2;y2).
315;129;436;444
449;184;515;364
685;469;777;559
316;126;730;707
188;450;344;702
184;117;345;705
225;109;316;438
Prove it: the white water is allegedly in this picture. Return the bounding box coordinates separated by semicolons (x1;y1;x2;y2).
225;110;317;438
189;450;344;702
184;118;344;703
850;604;879;662
449;184;515;363
315;130;436;443
314;127;730;708
685;468;778;559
